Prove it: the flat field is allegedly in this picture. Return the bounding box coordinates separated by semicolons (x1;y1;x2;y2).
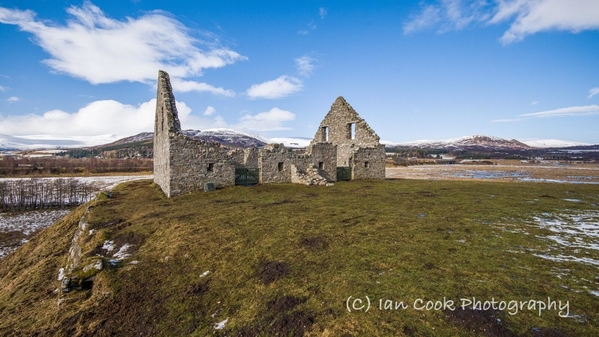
1;178;598;336
387;162;599;184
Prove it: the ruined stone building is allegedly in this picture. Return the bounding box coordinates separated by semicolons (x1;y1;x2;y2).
153;70;385;197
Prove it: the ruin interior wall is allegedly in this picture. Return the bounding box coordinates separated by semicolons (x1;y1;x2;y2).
168;135;236;196
351;145;386;180
258;144;294;184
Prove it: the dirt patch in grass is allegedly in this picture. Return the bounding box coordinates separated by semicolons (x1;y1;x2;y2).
236;296;315;337
301;236;328;250
184;280;210;296
259;261;289;285
89;217;127;230
446;309;516;336
267;295;306;311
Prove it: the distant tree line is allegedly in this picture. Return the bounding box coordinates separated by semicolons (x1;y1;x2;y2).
0;157;152;176
0;178;97;211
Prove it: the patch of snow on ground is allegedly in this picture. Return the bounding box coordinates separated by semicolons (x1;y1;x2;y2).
214;318;229;330
0;175;152;259
109;244;131;264
102;240;116;252
1;209;71;259
529;211;599;266
0;209;71;235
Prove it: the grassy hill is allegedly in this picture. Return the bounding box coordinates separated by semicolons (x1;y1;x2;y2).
1;179;598;336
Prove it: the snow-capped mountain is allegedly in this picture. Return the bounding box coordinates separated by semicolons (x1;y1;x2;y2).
96;129;268;149
390;135;531;150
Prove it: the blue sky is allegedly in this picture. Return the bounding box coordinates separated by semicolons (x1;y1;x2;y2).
0;0;598;147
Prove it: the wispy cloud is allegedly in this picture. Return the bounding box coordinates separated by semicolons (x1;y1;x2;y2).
531;101;538;106
588;87;599;99
295;55;317;77
319;7;328;19
493;105;599;122
0;85;7;91
6;96;19;103
204;106;216;116
234;108;295;131
298;21;317;35
246;76;303;99
0;1;245;94
404;0;599;44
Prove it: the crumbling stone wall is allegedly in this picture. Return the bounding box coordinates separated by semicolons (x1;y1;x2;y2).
305;142;337;181
309;96;385;180
153;70;236;197
153;71;383;198
351;145;386;179
311;96;381;168
168;135;236;195
153;70;181;197
258;144;294;184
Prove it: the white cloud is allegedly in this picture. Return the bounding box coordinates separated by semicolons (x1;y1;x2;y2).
295;55;316;77
7;96;19;103
491;0;599;44
0;98;296;145
204;106;216;116
403;0;490;35
319;7;328;19
234;108;296;131
493;104;599;122
0;98;198;140
246;76;303;99
298;21;317;35
170;78;235;97
531;101;538;105
0;85;7;91
0;1;245;94
403;0;599;43
520;105;599;118
588;87;599;99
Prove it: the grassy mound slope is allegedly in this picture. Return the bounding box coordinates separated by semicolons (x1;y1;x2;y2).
1;179;598;336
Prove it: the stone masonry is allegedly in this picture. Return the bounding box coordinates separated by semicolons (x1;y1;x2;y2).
153;71;385;197
310;96;386;180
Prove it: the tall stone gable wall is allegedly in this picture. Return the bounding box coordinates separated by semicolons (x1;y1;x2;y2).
310;96;385;180
153;70;182;197
153;71;237;197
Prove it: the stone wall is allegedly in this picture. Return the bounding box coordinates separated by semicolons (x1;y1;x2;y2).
310;96;381;168
153;70;182;197
351;145;386;179
168;134;236;196
305;142;337;181
258;144;294;184
243;147;259;168
153;71;384;198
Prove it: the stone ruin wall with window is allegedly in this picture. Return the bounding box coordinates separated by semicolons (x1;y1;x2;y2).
310;96;386;180
154;70;385;198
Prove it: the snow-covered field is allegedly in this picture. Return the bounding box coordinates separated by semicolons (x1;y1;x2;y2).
0;175;153;259
0;175;153;191
0;209;72;259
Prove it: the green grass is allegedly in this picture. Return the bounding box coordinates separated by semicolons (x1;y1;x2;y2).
1;179;598;336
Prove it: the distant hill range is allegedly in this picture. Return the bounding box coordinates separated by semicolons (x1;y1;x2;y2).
2;131;598;161
389;135;532;151
99;129;269;149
